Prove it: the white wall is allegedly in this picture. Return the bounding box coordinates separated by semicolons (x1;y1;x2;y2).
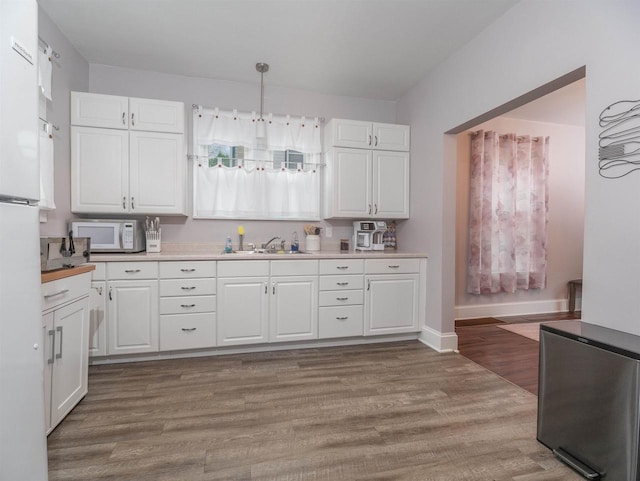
38;7;89;236
397;0;640;346
78;65;398;248
455;117;585;319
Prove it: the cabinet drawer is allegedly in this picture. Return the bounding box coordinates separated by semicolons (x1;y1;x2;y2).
160;278;216;297
42;272;91;312
319;290;363;307
91;262;106;281
319;275;364;291
217;260;269;277
160;295;216;315
159;313;216;351
107;262;158;279
159;261;216;279
364;258;420;274
319;259;364;275
319;306;363;339
270;259;318;276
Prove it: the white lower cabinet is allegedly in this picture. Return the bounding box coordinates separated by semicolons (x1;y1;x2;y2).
217;276;269;346
89;280;107;357
364;259;421;335
270;276;318;342
318;259;364;339
159;261;217;351
42;272;91;435
106;262;159;355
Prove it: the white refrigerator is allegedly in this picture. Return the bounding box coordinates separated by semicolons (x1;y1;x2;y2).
0;0;49;480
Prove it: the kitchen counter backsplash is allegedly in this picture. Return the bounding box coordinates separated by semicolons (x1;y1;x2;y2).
90;242;426;262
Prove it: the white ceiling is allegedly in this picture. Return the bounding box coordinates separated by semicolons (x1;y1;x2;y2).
38;0;518;101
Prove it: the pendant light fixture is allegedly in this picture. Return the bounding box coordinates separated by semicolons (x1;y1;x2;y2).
255;62;269;141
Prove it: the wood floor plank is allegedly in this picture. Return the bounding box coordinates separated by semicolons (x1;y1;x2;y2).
47;341;582;481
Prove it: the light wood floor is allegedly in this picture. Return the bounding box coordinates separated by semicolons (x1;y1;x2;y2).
47;341;582;481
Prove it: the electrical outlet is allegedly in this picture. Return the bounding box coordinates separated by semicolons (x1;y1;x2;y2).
325;227;333;238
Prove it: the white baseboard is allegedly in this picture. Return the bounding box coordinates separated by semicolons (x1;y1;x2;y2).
455;298;575;320
418;326;458;352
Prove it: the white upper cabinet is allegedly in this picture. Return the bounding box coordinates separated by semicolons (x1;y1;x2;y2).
323;118;410;219
129;97;184;133
71;92;129;129
325;119;410;151
129;131;185;214
70;92;186;215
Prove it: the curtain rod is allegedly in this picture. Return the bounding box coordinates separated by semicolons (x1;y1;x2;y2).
468;131;542;141
38;36;60;59
192;105;325;123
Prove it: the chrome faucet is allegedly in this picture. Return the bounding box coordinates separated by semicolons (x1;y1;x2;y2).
261;236;281;252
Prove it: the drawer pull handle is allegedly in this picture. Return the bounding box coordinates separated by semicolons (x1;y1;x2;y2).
44;289;69;299
337;282;349;286
180;304;196;308
122;112;126;125
336;316;349;320
388;265;400;269
180;268;196;272
336;297;349;301
181;286;196;290
336;266;349;270
125;269;141;273
181;327;197;332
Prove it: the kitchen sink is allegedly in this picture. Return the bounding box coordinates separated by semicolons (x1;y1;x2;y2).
221;250;310;255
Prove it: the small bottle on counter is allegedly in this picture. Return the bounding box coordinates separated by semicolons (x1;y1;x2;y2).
224;236;233;253
340;238;350;251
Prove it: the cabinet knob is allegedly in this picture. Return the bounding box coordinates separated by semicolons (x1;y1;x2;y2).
180;304;196;308
336;297;349;301
181;327;197;332
180;268;196;273
124;269;141;273
336;266;349;270
336;316;349;320
337;282;349;286
181;286;196;291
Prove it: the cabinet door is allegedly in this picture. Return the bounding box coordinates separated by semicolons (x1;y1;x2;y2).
71;126;129;214
364;274;419;335
217;277;268;346
331;148;372;218
42;313;54;434
372;151;410;219
50;297;89;430
129;97;185;133
329;119;372;149
89;281;107;357
372;123;410;151
129;131;185;215
270;276;318;342
107;280;159;355
71;92;129;129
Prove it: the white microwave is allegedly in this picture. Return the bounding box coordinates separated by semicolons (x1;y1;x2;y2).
69;219;145;253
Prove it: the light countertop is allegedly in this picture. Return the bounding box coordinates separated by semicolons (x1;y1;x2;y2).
90;243;427;262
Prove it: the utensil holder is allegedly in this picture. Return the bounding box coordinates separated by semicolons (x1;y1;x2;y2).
305;234;320;252
146;230;161;253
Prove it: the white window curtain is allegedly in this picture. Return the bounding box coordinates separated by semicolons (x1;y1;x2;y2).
193;107;322;220
467;130;549;295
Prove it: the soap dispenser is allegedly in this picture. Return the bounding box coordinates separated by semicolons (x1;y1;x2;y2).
291;231;299;252
224;236;233;253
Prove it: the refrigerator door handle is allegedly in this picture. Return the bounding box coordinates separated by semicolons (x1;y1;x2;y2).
55;326;63;359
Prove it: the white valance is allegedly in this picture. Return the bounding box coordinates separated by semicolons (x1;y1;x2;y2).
195;107;322;154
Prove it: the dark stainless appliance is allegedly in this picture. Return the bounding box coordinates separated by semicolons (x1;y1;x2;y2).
538;320;640;480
